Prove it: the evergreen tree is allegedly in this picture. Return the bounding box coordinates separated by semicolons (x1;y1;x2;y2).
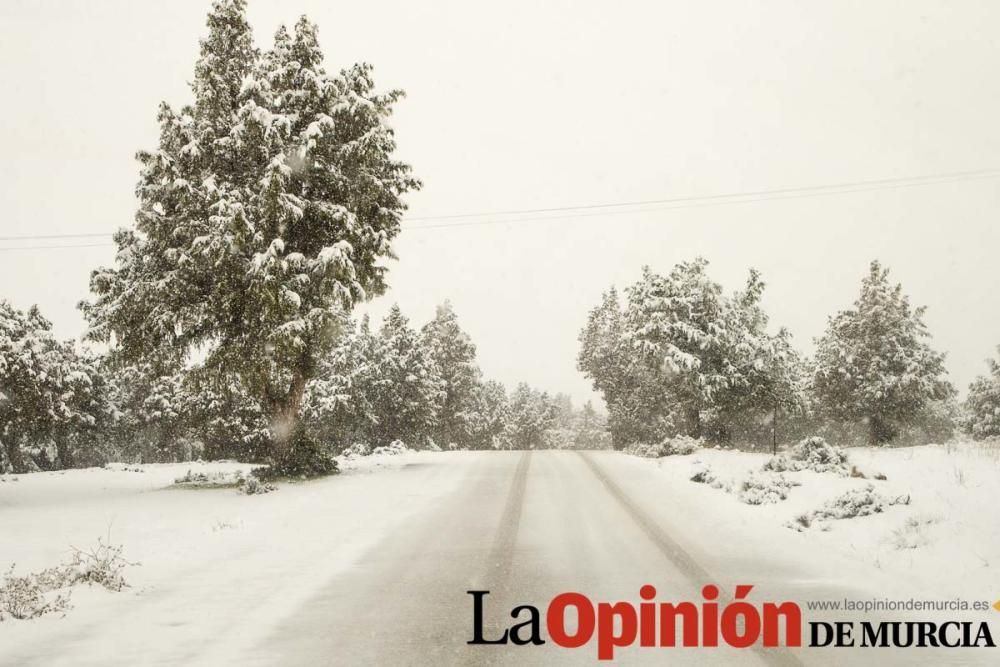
812;261;951;444
0;302;110;472
302;313;376;449
106;363;194;463
421;301;481;448
81;1;419;467
368;305;444;447
965;347;1000;439
573;401;610;449
577;288;673;448
465;379;510;450
505;383;555;450
581;261;804;446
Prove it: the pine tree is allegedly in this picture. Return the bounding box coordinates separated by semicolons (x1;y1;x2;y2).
368;305;444;447
421;301;481;448
465;380;510;450
577;288;673;448
812;261;951;444
106;363;193;463
965;347;1000;439
81;1;419;466
505;383;555;450
573;401;610;449
0;302;110;472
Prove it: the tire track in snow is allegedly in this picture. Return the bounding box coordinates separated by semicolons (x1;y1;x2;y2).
485;450;532;588
577;451;806;667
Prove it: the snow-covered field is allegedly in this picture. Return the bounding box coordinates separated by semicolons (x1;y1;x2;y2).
0;450;461;666
624;439;1000;603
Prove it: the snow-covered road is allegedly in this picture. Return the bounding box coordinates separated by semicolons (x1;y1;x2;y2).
3;451;996;666
242;451;769;666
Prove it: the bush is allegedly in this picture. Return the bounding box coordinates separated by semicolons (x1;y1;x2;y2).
763;436;849;475
0;538;135;621
63;538;135;592
789;484;910;530
623;442;662;458
0;565;72;621
662;435;703;456
624;435;703;459
340;442;371;459
738;474;799;505
174;469;242;487
371;440;411;457
238;476;276;495
689;464;730;491
258;429;339;479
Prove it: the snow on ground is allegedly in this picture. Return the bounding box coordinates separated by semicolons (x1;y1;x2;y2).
2;442;998;663
0;450;460;666
621;439;1000;602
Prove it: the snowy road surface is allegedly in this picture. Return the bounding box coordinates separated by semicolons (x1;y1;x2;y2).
3;451;995;666
240;451;992;666
244;450;775;666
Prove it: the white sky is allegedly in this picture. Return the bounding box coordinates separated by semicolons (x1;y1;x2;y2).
1;0;999;404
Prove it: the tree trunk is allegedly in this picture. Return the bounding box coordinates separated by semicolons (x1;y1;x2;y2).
3;438;26;474
688;408;702;439
55;435;74;470
869;414;895;445
268;369;308;462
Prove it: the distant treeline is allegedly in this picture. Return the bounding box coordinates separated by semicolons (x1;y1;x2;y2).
0;300;607;473
578;258;998;450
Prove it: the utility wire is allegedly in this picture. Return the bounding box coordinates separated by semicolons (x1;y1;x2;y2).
1;167;998;249
407;170;1000;230
0;242;115;252
404;167;1000;222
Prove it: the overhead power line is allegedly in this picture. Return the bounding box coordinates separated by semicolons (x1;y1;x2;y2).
0;242;114;252
403;167;1000;222
1;167;998;250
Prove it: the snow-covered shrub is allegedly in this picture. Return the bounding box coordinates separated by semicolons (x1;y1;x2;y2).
689;464;731;491
174;469;242;487
238;476;276;495
763;436;849;475
0;538;136;621
689;465;715;484
623;442;662;458
661;435;703;456
371;440;411;456
0;564;72;621
340;442;371;459
790;484;910;530
625;436;703;458
257;430;338;479
63;539;135;592
738;474;799;505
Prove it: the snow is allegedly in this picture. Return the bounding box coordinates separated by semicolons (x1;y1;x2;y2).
618;439;1000;602
0;451;461;665
3;444;997;663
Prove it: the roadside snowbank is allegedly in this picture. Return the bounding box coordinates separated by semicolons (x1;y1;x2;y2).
0;450;456;666
624;440;1000;601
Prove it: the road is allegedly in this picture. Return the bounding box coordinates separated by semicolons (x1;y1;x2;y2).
235;450;976;667
5;450;988;666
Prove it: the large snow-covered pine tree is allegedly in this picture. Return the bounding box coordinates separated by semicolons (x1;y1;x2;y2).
812;261;950;444
81;1;419;465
